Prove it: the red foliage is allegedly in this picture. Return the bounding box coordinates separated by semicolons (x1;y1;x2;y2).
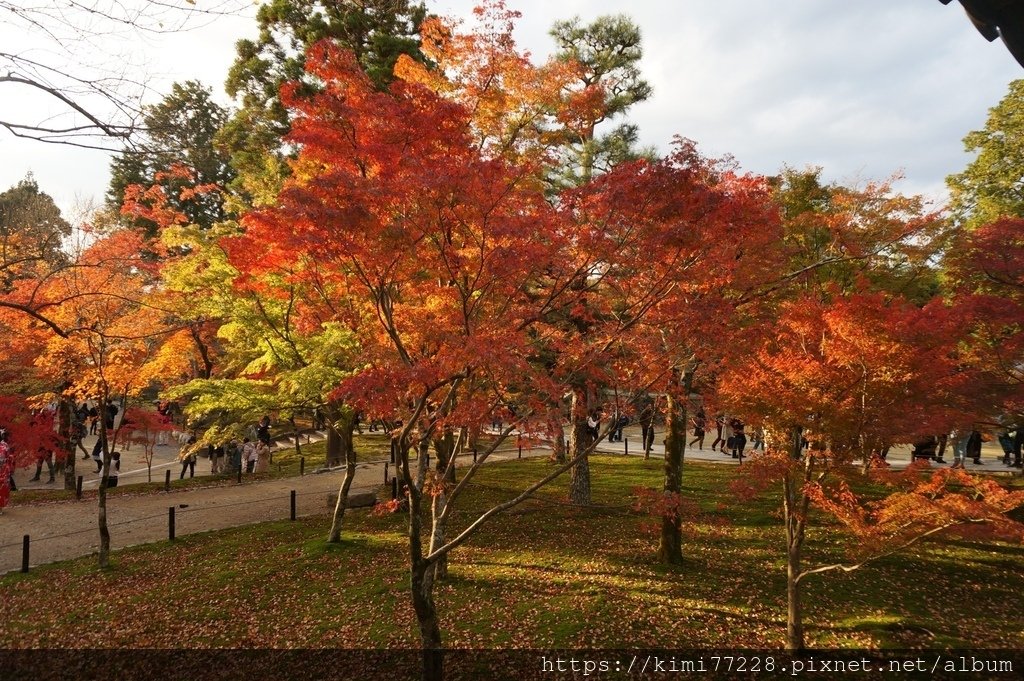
719;290;967;454
631;486;730;538
0;396;62;468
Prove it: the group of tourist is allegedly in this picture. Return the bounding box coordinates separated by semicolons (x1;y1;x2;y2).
179;415;275;480
687;411;764;459
908;428;1024;468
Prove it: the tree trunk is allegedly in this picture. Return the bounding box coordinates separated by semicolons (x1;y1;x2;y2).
322;402;354;470
58;395;77;491
658;372;689;564
327;410;357;543
430;491;448;581
190;323;214;379
790;425;804;460
434;429;455;484
550;421;567;463
568;388;592;506
326;425;342;467
97;397;112;569
429;429;456;579
412;560;443;681
411;435;425;490
786;543;804;651
290;416;302;459
405;438;444;681
782;442;809;651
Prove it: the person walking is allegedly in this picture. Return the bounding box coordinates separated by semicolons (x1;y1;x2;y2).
688;409;706;450
950;429;968;469
966;430;983;465
750;426;765;451
638;398;657;455
87;405;99;436
1013;428;1023;468
934;433;949;464
90;435;105;473
156;401;172;446
998;429;1014;466
179;436;197;480
0;429;14;515
712;413;729;450
608;409;628;443
722;417;735;455
29;447;55;483
730;418;747;459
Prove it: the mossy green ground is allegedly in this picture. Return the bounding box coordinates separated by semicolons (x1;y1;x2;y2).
2;456;1021;649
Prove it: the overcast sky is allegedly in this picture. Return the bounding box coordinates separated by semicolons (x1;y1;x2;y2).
1;0;1020;218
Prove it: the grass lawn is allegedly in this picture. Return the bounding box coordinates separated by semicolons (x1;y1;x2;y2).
2;456;1021;649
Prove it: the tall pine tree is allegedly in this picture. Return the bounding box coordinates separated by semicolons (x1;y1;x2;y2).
219;0;429;207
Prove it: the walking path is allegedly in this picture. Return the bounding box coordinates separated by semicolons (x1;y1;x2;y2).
2;424;1019;574
0;443;539;574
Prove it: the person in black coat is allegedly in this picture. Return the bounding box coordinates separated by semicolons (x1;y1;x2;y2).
966;430;983;465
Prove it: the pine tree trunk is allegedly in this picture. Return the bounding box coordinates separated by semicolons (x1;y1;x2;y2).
568;388;592;505
327;411;357;543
